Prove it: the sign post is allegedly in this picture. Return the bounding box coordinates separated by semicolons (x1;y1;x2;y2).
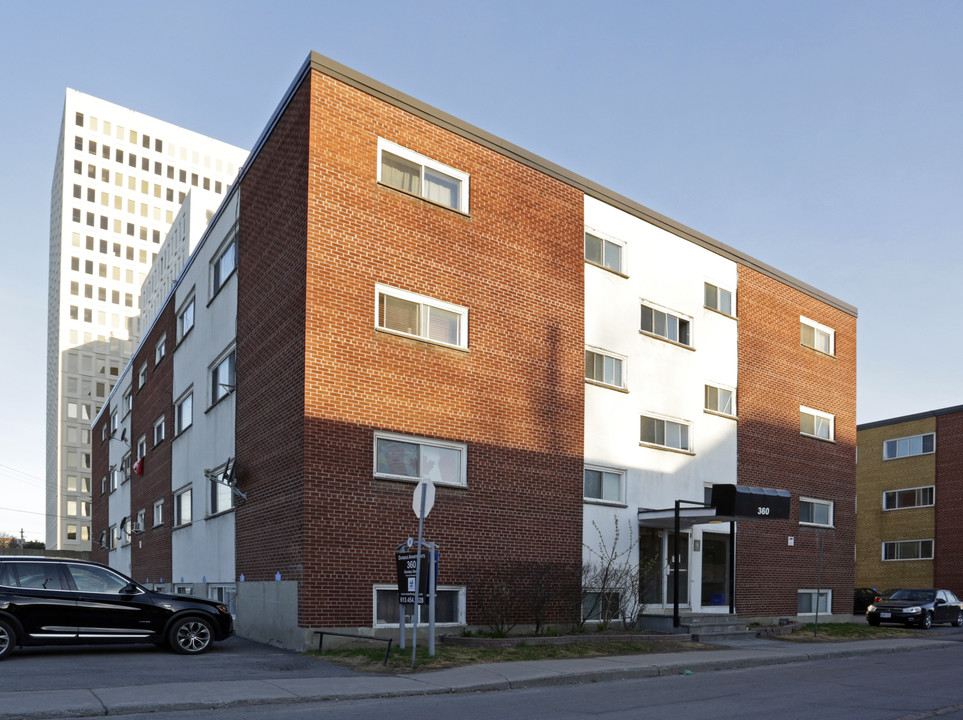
411;478;434;669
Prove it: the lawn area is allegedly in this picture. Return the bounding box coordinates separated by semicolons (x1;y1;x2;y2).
777;622;921;642
309;638;718;673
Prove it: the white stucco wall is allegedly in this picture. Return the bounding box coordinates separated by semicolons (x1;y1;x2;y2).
582;196;739;612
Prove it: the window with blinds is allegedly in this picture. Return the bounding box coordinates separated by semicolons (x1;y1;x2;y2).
376;284;468;349
378;138;469;213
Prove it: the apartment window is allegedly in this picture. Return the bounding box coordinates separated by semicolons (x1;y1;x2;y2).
376;284;468;349
154;333;167;365
374;432;467;487
798;589;831;615
800;406;834;441
153;499;164;527
175;390;193;434
584;349;624;389
884;486;935;510
884;433;935;460
584;232;623;274
375;585;464;627
110;410;118;433
641;414;691;452
138;362;148;390
377;138;469;213
704;282;734;316
800;316;835;356
583;466;624;503
583;591;621;623
74;135;83;150
209;462;234;515
883;539;933;561
174;488;192;527
210;349;236;404
136;436;146;462
211;238;236;294
705;384;735;416
641;304;691;346
208;585;237;616
799;498;833;527
75;112;84;126
123;389;132;415
153;416;165;446
177;296;195;340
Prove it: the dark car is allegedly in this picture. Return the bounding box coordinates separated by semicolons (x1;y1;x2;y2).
0;557;232;660
866;588;963;629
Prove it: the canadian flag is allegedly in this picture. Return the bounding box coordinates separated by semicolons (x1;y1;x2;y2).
133;458;144;476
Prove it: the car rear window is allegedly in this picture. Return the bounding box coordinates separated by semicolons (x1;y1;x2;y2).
0;562;64;590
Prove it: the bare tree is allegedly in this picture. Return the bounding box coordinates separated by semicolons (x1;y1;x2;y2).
579;516;647;630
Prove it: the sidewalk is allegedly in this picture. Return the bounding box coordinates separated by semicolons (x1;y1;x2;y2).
0;635;956;719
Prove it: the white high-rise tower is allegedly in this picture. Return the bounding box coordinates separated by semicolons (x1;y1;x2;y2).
46;90;247;550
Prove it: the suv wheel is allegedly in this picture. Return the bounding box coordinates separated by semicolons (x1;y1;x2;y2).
168;616;214;655
0;619;16;660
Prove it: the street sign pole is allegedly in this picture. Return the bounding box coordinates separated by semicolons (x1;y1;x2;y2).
411;482;428;669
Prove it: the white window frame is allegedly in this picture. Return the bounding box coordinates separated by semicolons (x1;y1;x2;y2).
377;138;469;214
583;464;625;505
584;230;624;275
153;499;164;527
799;497;834;528
640;413;692;452
797;589;831;615
584;348;625;390
208;584;237;616
641;302;692;347
704;281;735;317
704;383;736;417
373;431;467;488
211;235;237;295
123;389;132;415
800;406;834;441
177;294;195;341
210;347;236;405
375;284;468;350
208;460;235;516
155;333;167;364
136;435;147;461
373;584;466;628
174;389;193;435
800;316;835;356
153;415;165;446
138;362;148;390
883;432;935;460
883;485;935;511
882;539;934;561
173;486;192;527
110;410;119;433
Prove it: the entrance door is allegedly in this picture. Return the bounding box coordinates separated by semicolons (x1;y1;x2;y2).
701;533;730;608
640;529;689;607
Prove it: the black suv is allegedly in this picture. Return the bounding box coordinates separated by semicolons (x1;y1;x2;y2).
0;557;233;660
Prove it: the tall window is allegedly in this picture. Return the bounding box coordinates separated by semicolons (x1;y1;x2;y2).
209;462;234;515
374;432;466;487
211;349;236;404
704;282;734;316
583;466;623;503
584;232;623;274
585;349;624;389
376;284;468;349
177;296;195;341
174;488;192;527
641;304;691;346
800;316;835;355
641;414;691;451
378;138;469;213
153;416;165;446
883;539;933;561
800;406;834;441
799;498;833;527
884;486;934;510
884;433;935;460
211;238;236;294
175;390;193;434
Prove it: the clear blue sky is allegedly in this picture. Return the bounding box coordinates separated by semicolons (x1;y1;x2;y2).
2;0;961;540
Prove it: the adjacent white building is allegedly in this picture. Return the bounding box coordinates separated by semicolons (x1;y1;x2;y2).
45;89;247;550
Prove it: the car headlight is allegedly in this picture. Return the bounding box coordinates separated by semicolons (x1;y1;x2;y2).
867;605;876;612
905;606;921;614
215;604;231;615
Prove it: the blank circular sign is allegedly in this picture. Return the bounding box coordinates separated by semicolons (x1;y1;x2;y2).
412;478;435;519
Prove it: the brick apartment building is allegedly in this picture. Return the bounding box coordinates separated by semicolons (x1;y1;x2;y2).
92;52;857;649
855;405;963;594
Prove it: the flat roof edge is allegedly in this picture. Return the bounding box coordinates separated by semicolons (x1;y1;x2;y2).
858;404;963;430
308;52;857;317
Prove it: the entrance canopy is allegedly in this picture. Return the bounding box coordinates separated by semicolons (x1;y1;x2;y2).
637;485;791;530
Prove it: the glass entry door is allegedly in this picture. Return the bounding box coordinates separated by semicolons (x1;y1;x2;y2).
640;528;689;607
701;532;730;608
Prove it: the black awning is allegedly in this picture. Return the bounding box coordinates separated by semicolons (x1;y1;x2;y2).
710;484;791;521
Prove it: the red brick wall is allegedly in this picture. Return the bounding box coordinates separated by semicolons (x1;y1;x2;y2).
736;266;857;616
128;304;175;584
91;412;110;564
236;68;585;629
935;410;963;595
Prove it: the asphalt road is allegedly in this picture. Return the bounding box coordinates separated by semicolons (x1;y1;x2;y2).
48;641;963;720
